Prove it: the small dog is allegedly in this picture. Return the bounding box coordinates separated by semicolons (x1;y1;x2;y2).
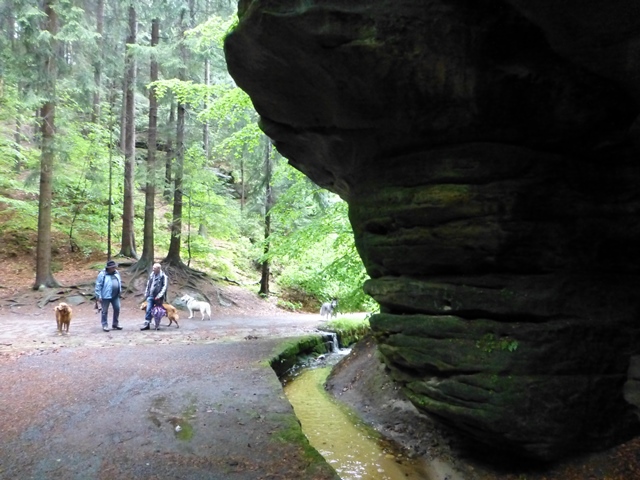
320;299;338;319
54;302;72;334
139;301;180;328
180;294;212;320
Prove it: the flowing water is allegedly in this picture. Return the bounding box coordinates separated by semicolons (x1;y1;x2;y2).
284;366;432;480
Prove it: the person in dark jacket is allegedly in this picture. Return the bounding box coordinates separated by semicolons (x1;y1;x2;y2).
94;260;123;332
141;263;168;331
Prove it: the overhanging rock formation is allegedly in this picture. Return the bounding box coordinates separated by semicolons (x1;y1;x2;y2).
224;0;640;460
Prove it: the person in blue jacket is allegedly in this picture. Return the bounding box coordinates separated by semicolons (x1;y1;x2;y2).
94;259;123;332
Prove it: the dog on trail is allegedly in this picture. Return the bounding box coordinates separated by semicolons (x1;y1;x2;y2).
55;302;72;334
320;299;338;319
179;294;212;320
139;301;180;328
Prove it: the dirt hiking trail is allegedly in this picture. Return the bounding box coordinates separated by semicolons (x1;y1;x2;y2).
0;265;341;479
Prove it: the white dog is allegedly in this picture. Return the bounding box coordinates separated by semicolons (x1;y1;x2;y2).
180;294;212;320
320;299;338;319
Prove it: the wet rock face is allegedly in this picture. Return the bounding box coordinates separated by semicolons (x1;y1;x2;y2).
225;0;640;460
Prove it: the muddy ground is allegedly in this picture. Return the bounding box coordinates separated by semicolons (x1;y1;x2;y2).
0;263;342;480
2;261;640;479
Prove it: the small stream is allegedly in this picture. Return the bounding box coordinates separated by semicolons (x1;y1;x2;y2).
284;365;432;480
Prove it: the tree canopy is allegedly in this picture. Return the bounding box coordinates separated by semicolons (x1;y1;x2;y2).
0;0;374;311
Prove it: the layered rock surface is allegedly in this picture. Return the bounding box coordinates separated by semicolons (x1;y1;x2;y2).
225;0;640;460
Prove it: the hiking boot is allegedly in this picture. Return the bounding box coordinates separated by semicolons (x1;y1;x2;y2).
102;327;110;332
111;325;123;330
140;324;150;331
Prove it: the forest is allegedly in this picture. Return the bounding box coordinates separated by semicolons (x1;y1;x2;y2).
0;0;373;312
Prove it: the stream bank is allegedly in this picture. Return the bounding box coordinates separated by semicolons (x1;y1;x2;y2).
324;335;640;480
284;365;432;479
273;329;465;480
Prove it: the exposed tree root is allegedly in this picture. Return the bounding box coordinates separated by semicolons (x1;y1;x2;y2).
124;259;215;304
128;258;153;277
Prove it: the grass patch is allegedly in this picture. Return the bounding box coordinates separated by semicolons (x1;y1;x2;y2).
324;316;371;347
270;414;337;477
268;336;328;377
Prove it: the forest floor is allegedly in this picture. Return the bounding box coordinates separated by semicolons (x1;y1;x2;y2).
1;254;640;479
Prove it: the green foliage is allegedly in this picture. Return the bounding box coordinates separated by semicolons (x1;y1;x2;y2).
476;334;519;353
270;413;329;468
325;317;370;332
153;79;218;107
266;168;374;311
0;1;372;314
277;298;303;311
269;336;329;376
324;316;371;347
0;196;39;233
184;14;234;66
0;81;123;255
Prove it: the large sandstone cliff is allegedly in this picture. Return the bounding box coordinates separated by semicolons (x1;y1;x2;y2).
224;0;640;460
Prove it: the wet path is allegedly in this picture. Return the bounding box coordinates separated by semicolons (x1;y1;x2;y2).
0;301;340;479
0;298;329;358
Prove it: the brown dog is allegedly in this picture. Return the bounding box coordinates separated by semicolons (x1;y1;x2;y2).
54;302;72;334
139;301;180;328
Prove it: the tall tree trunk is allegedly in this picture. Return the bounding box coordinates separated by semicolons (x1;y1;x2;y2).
91;0;104;124
14;118;22;173
202;0;210;159
7;3;24;172
202;58;210;159
165;102;185;265
165;9;188;266
137;18;159;269
7;3;17;157
34;0;60;289
165;100;185;264
6;5;15;42
12;7;22;173
164;100;175;201
119;3;137;258
240;147;245;212
259;139;273;296
106;83;118;259
119;75;127;151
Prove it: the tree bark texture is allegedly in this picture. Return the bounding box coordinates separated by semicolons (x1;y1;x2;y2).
119;4;137;258
138;18;160;268
165;9;188;265
259;139;272;296
34;0;59;289
165;100;185;264
91;0;104;124
202;58;210;159
164;100;175;201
